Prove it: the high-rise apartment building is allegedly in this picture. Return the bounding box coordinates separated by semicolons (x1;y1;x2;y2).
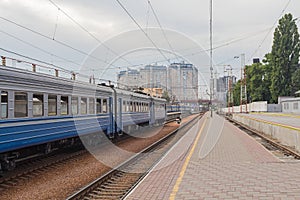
117;63;198;102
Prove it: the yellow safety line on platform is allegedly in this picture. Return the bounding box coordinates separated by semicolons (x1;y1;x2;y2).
169;116;207;200
239;115;300;132
251;112;300;119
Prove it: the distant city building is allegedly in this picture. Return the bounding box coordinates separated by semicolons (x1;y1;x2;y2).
253;58;260;63
212;75;237;103
117;69;140;89
168;63;198;103
140;65;167;88
117;62;199;103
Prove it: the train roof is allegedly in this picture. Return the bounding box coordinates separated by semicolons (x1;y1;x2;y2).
0;65;167;102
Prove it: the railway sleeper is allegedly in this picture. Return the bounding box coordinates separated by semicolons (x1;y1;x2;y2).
101;185;130;189
93;191;125;196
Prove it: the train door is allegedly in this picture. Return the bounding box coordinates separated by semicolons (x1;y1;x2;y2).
117;97;123;135
149;101;155;125
107;97;114;139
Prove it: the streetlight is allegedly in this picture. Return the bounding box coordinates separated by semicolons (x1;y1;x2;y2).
234;54;247;113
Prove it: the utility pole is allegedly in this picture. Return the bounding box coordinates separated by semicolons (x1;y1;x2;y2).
226;66;233;113
240;53;247;113
209;0;213;117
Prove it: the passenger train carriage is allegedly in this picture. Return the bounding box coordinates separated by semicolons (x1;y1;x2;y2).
0;65;166;171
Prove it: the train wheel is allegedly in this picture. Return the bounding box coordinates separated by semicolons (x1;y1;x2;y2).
1;159;16;171
45;143;52;154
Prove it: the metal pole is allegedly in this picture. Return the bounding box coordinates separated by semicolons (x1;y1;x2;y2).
209;0;213;117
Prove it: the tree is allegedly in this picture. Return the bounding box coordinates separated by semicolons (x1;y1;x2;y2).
246;61;272;102
269;13;300;103
162;91;170;102
292;67;300;94
233;80;241;106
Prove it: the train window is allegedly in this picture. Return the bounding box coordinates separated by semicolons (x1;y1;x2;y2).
71;97;78;115
122;101;126;112
1;91;8;118
129;101;131;112
61;96;68;115
15;92;28;118
103;99;107;113
33;94;43;117
96;98;101;114
89;98;95;114
48;95;57;116
81;98;87;114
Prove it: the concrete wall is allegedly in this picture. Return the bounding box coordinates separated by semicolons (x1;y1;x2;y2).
222;101;268;113
267;104;282;112
233;114;300;152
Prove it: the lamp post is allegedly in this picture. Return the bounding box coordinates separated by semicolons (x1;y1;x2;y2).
234;54;247;113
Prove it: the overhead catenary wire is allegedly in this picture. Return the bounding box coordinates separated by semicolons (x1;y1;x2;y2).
0;47;74;73
103;26;273;70
114;0;171;64
0;29;82;68
0;16;118;67
248;0;292;62
52;6;60;40
147;0;179;62
145;1;150;32
47;0;133;66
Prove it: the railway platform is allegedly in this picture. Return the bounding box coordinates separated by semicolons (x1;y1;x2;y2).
239;112;300;129
126;113;300;199
233;112;300;153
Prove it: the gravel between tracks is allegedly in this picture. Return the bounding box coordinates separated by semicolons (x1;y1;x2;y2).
0;115;197;200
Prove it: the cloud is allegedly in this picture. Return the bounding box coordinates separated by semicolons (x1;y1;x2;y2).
0;0;300;84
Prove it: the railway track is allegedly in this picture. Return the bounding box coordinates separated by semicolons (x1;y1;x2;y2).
67;113;203;200
226;116;300;160
0;148;86;190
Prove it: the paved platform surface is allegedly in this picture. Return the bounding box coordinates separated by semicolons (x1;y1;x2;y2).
126;113;300;200
241;113;300;129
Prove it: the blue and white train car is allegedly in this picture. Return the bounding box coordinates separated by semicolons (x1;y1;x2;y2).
0;65;166;170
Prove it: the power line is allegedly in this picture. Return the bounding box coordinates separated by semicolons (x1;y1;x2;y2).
0;16;116;67
0;29;82;68
103;27;272;70
145;1;150;32
47;0;133;66
52;6;60;40
114;0;171;64
0;47;72;73
147;0;178;61
248;0;292;62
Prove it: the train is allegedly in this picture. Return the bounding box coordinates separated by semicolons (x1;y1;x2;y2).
0;65;177;171
0;66;180;171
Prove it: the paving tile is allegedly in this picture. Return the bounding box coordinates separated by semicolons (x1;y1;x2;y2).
126;114;300;200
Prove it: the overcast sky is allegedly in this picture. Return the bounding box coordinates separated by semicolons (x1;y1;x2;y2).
0;0;300;97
